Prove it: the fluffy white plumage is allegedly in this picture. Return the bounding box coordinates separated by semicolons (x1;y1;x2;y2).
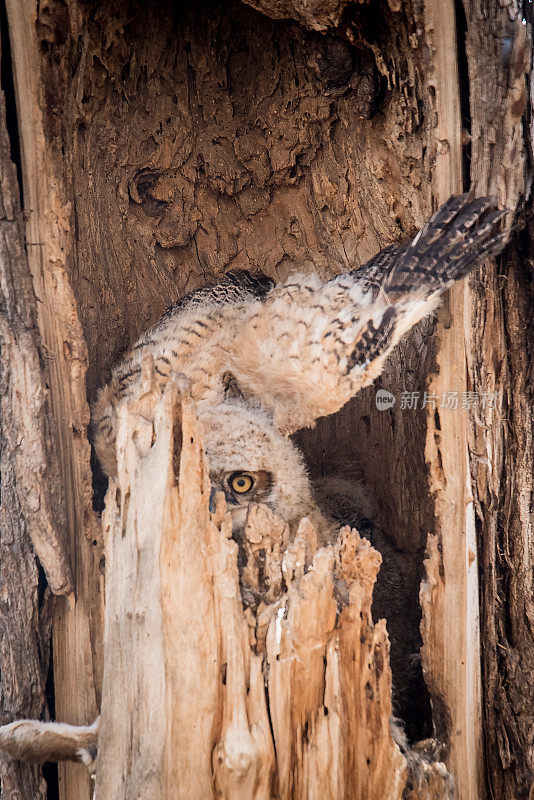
92;194;506;534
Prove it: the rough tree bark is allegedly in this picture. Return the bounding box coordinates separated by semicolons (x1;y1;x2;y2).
0;43;60;799
0;0;531;799
463;7;533;797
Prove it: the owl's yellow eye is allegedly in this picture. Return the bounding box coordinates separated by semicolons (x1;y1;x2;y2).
230;472;255;493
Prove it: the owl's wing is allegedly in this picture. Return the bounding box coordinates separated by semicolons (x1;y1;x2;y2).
156;269;274;323
92;268;275;476
228;195;508;433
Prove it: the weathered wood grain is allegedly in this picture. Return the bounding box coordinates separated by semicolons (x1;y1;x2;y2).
1;1;531;798
5;2;104;797
96;373;453;800
421;2;484;799
0;39;55;800
463;5;533;797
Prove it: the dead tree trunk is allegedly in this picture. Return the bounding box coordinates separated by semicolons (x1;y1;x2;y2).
0;0;531;799
96;371;452;800
0;68;51;800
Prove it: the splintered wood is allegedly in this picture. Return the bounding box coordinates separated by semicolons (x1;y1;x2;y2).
97;377;451;799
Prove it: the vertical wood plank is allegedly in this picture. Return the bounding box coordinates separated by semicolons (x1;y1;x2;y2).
5;3;104;799
463;7;531;797
422;1;484;798
0;49;50;800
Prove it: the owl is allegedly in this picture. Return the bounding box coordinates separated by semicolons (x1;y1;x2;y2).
92;194;506;546
0;195;507;770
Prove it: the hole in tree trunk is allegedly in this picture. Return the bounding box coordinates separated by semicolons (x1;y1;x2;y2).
47;0;438;759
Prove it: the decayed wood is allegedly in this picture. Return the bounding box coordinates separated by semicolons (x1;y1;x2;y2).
96;370;453;800
0;458;50;800
462;6;533;798
421;2;484;799
2;1;531;799
0;21;71;599
241;0;355;33
10;5;442;796
0;45;62;799
5;2;105;798
2;2;441;797
422;3;533;798
466;243;534;800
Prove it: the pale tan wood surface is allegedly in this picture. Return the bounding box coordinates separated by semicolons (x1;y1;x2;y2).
96;371;452;799
5;2;103;798
422;2;483;797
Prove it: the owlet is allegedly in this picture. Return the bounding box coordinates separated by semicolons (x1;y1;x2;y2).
92;194;506;545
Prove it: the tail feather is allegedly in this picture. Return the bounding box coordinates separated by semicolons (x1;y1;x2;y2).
425;218;509;291
384;195;507;296
355;195;508;301
410;194;493;251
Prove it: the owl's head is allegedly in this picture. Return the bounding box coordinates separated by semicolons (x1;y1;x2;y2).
199;402;315;534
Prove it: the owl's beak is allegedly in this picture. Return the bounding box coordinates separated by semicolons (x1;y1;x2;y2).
209;487;217;513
